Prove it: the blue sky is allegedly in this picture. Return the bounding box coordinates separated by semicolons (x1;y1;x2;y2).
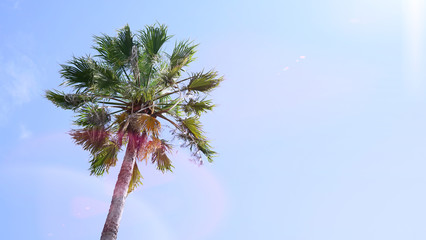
1;0;426;239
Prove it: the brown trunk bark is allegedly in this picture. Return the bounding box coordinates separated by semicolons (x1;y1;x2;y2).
100;133;145;240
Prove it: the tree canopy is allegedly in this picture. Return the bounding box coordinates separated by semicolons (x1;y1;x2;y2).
46;24;223;193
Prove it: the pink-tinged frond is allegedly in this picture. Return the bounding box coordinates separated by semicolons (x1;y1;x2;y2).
70;128;110;154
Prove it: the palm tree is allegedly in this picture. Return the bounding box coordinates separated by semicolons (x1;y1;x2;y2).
46;24;223;240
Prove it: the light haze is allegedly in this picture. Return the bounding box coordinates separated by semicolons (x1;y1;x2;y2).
1;0;426;239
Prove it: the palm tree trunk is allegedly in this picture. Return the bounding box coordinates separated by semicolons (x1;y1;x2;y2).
100;133;145;240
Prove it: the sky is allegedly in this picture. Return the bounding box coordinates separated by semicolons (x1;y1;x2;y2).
1;0;426;239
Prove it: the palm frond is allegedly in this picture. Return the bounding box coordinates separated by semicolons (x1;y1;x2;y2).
155;92;172;105
170;40;197;70
135;114;161;137
116;24;134;60
88;142;119;176
113;112;129;132
45;90;93;110
138;24;171;61
60;56;96;92
137;137;160;162
177;116;216;162
179;117;205;141
196;140;216;163
147;74;165;90
154;98;184;117
74;105;111;128
151;140;173;173
187;70;223;92
182;98;215;116
70;128;110;154
138;52;153;86
135;86;157;103
93;26;134;70
128;162;143;193
60;55;125;94
92;62;123;93
162;40;197;83
94;34;123;68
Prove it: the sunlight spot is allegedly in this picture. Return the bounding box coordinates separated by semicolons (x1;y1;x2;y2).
299;56;306;59
403;0;425;95
283;66;289;71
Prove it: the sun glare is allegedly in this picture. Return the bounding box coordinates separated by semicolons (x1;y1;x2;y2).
403;0;425;95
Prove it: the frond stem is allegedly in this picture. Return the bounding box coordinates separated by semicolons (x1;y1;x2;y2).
109;109;125;115
157;114;181;131
123;68;132;83
175;76;193;84
135;104;155;114
98;101;128;106
153;84;183;116
153;88;186;102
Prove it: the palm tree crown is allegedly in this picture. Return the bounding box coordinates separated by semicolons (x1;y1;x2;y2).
46;23;222;193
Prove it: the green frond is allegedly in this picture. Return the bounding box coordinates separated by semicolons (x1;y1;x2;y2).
171;106;184;118
74;105;111;128
116;24;134;60
60;55;125;94
155;98;184;117
70;128;110;154
135;87;156;103
45;90;93;110
153;88;174;102
155;92;172;104
147;75;165;90
170;40;197;70
93;34;123;68
128;162;143;193
180;116;205;141
138;52;153;86
182;98;215;116
196;140;216;163
151;140;173;173
177;116;216;162
88;142;119;176
177;134;216;163
139;24;171;61
60;56;96;92
163;40;198;83
187;70;223;92
92;62;123;93
93;25;134;70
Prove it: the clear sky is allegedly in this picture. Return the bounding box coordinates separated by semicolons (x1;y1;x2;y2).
1;0;426;239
